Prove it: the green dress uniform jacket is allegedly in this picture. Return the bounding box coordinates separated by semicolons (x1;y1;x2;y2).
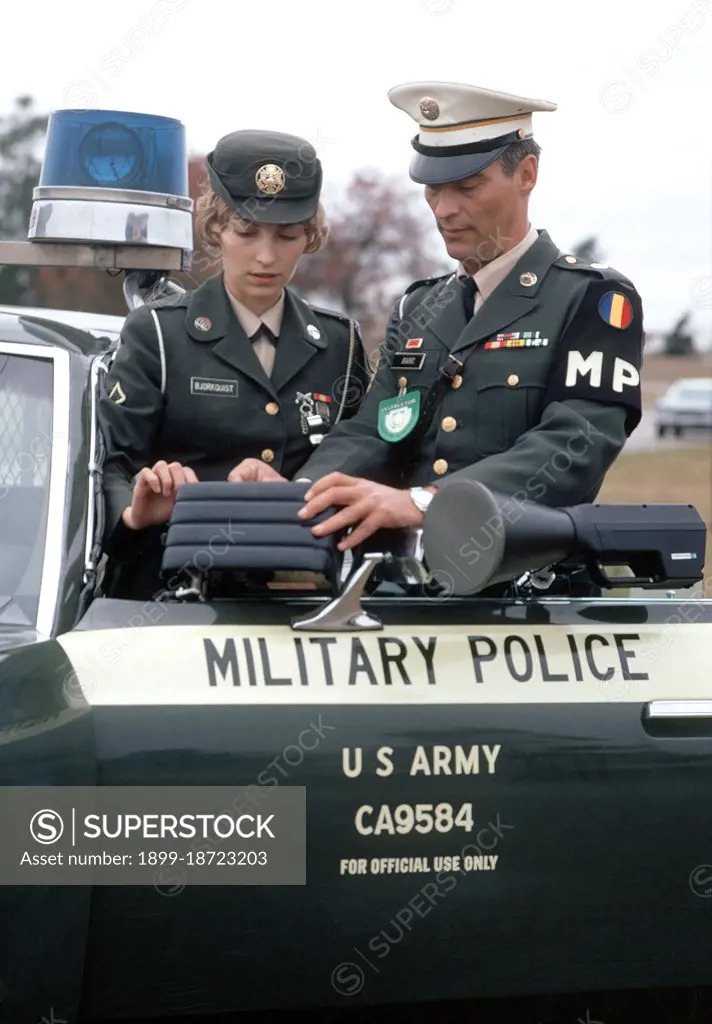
298;230;644;510
97;272;370;596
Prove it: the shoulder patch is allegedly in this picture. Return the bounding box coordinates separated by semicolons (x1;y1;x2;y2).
598;290;635;329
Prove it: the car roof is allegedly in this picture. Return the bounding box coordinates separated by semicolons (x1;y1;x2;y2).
0;304;125;340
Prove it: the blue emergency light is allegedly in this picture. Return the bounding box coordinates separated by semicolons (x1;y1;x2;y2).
28;107;194;256
39;109;188;196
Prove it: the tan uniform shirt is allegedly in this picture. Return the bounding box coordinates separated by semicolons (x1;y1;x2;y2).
224;285;285;376
459;222;540;314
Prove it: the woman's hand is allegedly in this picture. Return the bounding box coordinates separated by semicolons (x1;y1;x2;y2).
122;460;199;530
227;459;288;483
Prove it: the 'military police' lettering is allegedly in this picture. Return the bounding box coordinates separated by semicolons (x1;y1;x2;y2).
190;376;238;397
202;632;649;689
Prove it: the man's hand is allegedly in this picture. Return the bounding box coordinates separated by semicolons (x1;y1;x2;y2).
298;473;427;550
227;459;288;483
122;460;198;530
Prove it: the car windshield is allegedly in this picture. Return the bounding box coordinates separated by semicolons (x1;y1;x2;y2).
672;381;712;401
0;351;54;629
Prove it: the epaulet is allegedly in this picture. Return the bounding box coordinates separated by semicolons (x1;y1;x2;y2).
310;304;356;326
553;254;635;287
397;272;453;319
147;290;190;311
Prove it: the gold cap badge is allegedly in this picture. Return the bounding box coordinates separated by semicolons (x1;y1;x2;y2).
419;97;440;121
255;164;286;195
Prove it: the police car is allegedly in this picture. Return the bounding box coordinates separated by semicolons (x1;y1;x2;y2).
1;109;712;1024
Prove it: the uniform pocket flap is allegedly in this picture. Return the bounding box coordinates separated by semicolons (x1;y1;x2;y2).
471;357;549;393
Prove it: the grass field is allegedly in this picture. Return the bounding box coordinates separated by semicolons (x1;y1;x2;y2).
598;445;712;590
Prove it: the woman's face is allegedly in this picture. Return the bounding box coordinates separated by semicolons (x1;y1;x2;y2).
220;218;308;312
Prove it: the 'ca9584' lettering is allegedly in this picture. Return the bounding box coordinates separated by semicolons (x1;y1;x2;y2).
355;802;474;836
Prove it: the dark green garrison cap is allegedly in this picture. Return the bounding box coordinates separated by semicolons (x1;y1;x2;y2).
206;129;322;223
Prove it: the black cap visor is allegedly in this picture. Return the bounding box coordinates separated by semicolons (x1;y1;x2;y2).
409;144;509;185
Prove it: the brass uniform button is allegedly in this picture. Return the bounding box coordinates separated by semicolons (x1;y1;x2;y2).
507;373;520;387
451;374;463;389
261;448;275;463
433;458;448;476
441;416;457;432
265;401;279;416
398;376;408;388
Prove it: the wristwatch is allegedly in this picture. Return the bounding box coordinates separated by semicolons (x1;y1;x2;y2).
409;486;434;514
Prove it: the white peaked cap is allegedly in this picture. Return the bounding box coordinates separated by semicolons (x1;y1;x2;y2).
388;81;557;184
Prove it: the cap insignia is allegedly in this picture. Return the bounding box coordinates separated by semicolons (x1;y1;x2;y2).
255;163;286;195
419;97;440;121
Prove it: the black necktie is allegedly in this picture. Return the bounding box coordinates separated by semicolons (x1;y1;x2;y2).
461;276;477;321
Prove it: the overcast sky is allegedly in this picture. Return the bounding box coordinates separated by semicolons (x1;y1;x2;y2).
3;0;711;345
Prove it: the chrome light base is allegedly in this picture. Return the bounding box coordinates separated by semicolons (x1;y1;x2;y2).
28;185;194;251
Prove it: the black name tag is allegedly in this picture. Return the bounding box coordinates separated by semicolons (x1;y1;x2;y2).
391;352;426;370
190;377;238;397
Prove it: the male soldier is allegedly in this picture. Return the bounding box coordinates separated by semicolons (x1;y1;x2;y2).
227;82;644;555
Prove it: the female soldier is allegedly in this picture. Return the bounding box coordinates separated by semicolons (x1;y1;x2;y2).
98;128;370;599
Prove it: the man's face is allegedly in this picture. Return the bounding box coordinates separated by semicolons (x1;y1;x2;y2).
424;154;537;267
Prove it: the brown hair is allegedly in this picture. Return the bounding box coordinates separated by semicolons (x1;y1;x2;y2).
194;183;330;260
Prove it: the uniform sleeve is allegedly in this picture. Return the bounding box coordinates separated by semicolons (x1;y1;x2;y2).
97;305;166;557
440;276;644;508
298;304;402;484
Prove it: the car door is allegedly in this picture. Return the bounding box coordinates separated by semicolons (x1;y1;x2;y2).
0;326;98;1024
58;580;712;1019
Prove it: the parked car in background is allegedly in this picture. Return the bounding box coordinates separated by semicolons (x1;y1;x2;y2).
655;377;712;437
